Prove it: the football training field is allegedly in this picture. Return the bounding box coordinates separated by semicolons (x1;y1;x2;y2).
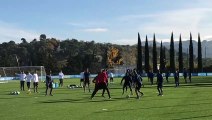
0;76;212;120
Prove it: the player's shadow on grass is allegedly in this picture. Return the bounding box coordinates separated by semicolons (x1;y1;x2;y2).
158;83;212;88
172;114;212;120
39;98;85;103
180;83;212;87
94;102;212;114
38;96;127;104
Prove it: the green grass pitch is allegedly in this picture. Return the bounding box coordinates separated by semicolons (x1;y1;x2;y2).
0;76;212;120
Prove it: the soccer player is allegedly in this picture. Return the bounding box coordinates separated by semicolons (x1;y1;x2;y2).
26;71;33;91
120;71;133;95
165;70;170;83
174;69;180;87
133;69;144;99
59;70;64;87
83;68;91;92
17;71;26;91
45;70;53;96
33;71;39;93
183;68;188;83
157;70;164;96
148;70;154;85
90;69;111;99
109;72;114;83
92;72;105;97
80;71;84;87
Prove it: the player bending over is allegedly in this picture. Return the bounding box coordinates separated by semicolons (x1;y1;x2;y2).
120;71;133;95
90;69;111;99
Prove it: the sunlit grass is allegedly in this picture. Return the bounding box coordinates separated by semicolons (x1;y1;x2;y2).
0;76;212;120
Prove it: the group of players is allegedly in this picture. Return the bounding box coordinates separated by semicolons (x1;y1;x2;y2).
17;69;65;96
120;69;164;98
17;67;191;99
16;71;39;93
80;68;164;99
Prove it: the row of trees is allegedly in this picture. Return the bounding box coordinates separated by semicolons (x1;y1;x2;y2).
0;34;137;74
0;33;209;74
137;32;203;73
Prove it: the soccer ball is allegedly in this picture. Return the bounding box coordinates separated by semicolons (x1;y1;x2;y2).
126;95;130;98
15;91;20;95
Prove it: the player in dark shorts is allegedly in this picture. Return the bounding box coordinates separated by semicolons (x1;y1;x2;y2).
90;69;111;99
80;71;84;87
92;72;105;97
174;69;180;87
165;70;170;83
133;69;144;99
148;70;154;85
26;71;32;91
157;70;164;96
121;71;133;95
83;69;91;92
45;70;53;96
183;68;188;83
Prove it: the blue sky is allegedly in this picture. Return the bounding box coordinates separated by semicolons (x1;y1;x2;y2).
0;0;212;45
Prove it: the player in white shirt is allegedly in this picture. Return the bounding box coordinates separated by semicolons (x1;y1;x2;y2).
26;71;33;91
109;72;114;83
59;70;64;87
32;71;39;93
80;71;84;87
17;71;26;91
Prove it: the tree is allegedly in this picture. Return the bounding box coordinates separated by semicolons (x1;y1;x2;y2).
21;38;28;44
178;34;183;72
152;33;157;73
198;33;203;72
40;34;46;41
159;41;165;72
137;33;142;73
144;35;149;73
170;32;175;73
107;46;123;67
189;33;194;73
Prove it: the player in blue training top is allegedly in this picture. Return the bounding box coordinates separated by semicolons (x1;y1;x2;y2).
183;68;188;83
174;69;180;87
83;68;91;92
120;70;133;95
45;70;53;96
133;69;144;99
148;70;154;85
157;70;164;96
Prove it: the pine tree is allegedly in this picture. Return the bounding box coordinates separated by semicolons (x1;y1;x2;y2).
198;33;202;72
189;33;194;73
153;33;157;73
170;32;175;73
160;41;165;72
144;35;149;73
137;33;142;73
178;34;183;72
